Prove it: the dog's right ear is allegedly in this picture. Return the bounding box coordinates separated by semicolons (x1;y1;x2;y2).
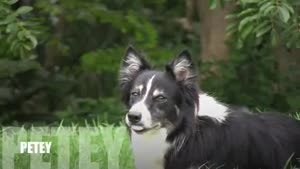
166;49;196;86
119;46;151;92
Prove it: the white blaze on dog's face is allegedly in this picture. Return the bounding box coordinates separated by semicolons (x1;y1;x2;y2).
120;46;197;133
127;75;156;130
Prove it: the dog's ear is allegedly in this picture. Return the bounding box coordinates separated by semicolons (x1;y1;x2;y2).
119;46;151;91
166;49;196;85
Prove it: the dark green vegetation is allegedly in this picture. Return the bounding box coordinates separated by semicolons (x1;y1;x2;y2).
0;0;299;125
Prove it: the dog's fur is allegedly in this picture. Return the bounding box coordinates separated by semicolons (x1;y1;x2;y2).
119;46;300;169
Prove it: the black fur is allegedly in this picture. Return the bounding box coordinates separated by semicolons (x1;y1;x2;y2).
165;110;300;169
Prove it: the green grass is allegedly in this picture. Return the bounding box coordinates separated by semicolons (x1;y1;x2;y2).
0;125;134;169
0;113;299;169
293;112;300;120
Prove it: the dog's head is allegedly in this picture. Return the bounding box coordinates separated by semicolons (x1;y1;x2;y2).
119;46;198;134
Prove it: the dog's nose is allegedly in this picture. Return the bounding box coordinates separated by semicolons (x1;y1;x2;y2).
127;111;142;124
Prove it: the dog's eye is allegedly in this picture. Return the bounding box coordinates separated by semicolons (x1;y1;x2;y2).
154;95;167;102
131;92;139;97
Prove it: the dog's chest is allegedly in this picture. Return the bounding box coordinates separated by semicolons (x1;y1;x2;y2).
131;128;170;169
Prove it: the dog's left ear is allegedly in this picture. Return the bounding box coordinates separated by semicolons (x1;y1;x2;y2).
166;50;196;85
119;46;151;90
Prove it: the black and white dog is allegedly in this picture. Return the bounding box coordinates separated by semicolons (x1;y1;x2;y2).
119;46;300;169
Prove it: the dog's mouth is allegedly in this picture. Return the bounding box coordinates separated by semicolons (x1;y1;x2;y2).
130;123;161;133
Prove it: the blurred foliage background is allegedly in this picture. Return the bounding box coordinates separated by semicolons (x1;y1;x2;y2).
0;0;299;125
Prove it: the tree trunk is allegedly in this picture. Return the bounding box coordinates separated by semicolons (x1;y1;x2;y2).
275;48;300;90
196;0;235;61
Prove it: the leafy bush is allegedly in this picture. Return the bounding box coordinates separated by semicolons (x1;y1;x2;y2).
0;0;43;59
0;0;299;124
201;0;300;112
225;0;300;48
56;98;125;125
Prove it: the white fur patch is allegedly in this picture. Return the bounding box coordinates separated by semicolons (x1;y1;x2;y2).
136;85;144;93
131;128;170;169
128;75;156;128
197;93;229;122
143;75;155;102
153;89;164;97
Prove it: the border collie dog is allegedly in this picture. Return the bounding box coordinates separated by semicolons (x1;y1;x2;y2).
119;47;300;169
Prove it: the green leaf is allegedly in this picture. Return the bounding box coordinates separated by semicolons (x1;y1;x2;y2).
26;34;38;48
238;15;258;31
241;24;254;40
282;3;294;14
23;43;32;50
259;2;273;12
17;30;25;40
226;23;238;35
6;23;17;33
258;0;269;6
0;15;15;25
262;5;275;15
3;0;18;5
241;0;260;3
256;25;272;37
6;15;16;22
225;14;238;20
278;6;290;23
209;0;218;9
254;20;269;32
226;23;237;33
238;8;257;17
15;6;33;15
237;38;244;49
